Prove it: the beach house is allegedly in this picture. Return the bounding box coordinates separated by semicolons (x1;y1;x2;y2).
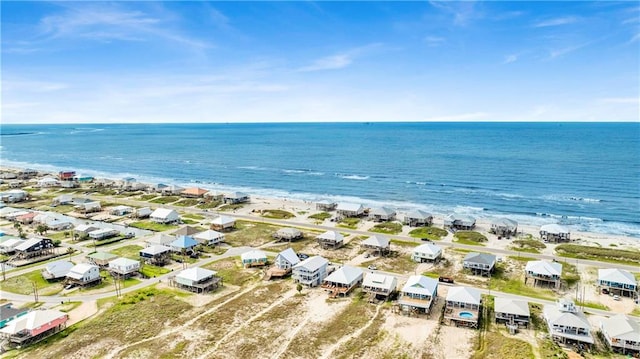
74;201;101;214
134;207;152;219
37;177;59;188
266;248;300;279
139;245;171;265
41;261;74;281
51;194;73;206
273;228;303;242
598;268;638;297
494;297;530;328
0;310;68;347
322;265;364;297
74;224;99;238
172;267;221;294
109;205;133;216
170;235;198;253
490;218;518;238
540;224;571;242
292;256;329;287
525;260;563;289
403;210;433;227
241;249;268;268
160;185;184;196
315;200;337;211
463;252;496;276
362;273;398;301
397;275;439;315
88;228;119;240
172;225;201;237
600;314;640;355
13;237;55;259
194;229;225;246
0;189;28;203
336;203;365;218
317;230;344;249
145;233;174;247
444;286;482;328
368;206;397;222
412;243;443;263
181;187;208;198
210;215;236;231
150;208;180;224
443;214;476;230
543;298;593;346
108;257;140;278
223;192;249;204
0;238;23;254
361;235;391;256
66;263;101;287
0;303;28;329
87;251;118;267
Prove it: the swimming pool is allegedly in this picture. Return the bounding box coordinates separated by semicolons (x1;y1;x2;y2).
459;311;474;319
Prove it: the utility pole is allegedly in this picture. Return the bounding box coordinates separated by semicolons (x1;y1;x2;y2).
31;281;39;303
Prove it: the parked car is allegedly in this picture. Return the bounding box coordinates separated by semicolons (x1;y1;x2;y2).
297;253;309;260
438;276;454;283
367;265;377;270
421;238;432;242
613;295;621;301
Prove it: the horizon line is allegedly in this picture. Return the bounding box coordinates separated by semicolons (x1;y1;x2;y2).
3;120;639;125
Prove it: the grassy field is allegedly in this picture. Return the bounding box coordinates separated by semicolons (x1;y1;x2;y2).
370;222;403;234
560;261;580;287
576;300;609;311
509;239;546;254
363;252;417;274
1;269;64;295
182;213;205;220
454;231;488;243
337;217;360;229
308;212;332;221
472;330;535;359
453;238;486;246
20;288;194;359
223;221;281;247
196;200;222;209
408;226;448;240
390;238;419;247
555;244;640;265
173;199;200;207
140;264;171;278
138;194;159;201
488;264;556;301
149;196;180;204
261;209;295;219
110;245;144;259
218;203;245;211
129;220;179;232
205;257;261;286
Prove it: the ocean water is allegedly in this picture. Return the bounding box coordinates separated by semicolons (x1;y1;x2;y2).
1;122;639;237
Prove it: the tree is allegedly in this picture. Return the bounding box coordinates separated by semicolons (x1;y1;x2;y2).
296;283;303;294
36;224;49;236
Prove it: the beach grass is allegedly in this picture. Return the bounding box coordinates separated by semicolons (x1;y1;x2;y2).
261;209;295;219
363;252;417;274
631;307;640;317
205;257;259;286
507;255;537;262
555;244;640;265
453;238;486;246
129;220;179;232
196;200;222;209
149;196;180;204
219;203;245;211
110;245;144;259
308;212;332;221
181;219;199;225
370;222;403;234
575;300;609;311
454;231;488;243
47;204;76;214
91;235;130;247
1;269;64;296
140;264;171;278
138;194;159;201
472;330;535;359
390;238;419;247
224;220;280;247
560;261;580;287
408;226;448;240
182;213;205;220
489;265;555;301
508;239;545;254
337;217;360;229
173;198;200;207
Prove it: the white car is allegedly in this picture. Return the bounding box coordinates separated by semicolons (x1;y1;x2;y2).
613;295;621;301
367;265;377;270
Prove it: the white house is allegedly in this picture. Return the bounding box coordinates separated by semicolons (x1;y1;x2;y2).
490;218;518;238
543;298;593;345
403;210;433;227
463;252;496;276
444;286;482;328
525;260;562;289
135;207;152;219
37;177;59;188
362;273;398;299
274;248;300;271
74;224;100;236
223;192;249;204
88;228;119;240
145;233;175;247
322;265;364;297
66;263;101;286
150;208;180;224
494;297;530;327
194;230;225;245
75;201;101;213
398;275;439;314
600;314;640;355
173;267;221;293
241;249;268;267
210;215;235;231
292;256;329;287
110;205;133;216
41;261;74;281
540;224;571;242
598;268;638;297
361;235;391;255
317;230;344;249
412;243;443;263
336;203;365;217
0;190;28;203
443;214;476;230
108;257;140;277
368;207;397;222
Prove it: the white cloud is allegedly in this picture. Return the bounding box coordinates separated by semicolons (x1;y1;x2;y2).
503;54;519;64
428;1;479;26
297;43;382;72
424;36;445;47
548;43;589;59
533;16;579;28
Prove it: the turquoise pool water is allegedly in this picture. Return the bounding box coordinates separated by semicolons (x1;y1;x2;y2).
459;311;474;319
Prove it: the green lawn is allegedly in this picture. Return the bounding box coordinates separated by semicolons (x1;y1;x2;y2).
389;238;419;248
488;272;555;301
260;209;295;219
1;269;64;295
408;226;448;240
140;264;171;278
453;238;486;246
370;222;403;234
110;245;144;259
149;196;180;204
205;258;259;286
129;220;179;232
575;300;609;311
337;217;360;229
182;213;205;220
308;212;332;221
224;221;280;247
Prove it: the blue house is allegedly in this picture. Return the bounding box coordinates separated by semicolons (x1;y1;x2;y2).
0;303;28;328
170;235;198;253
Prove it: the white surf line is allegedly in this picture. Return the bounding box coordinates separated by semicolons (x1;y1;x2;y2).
318;304;382;359
103;284;257;359
195;290;297;359
272;316;312;359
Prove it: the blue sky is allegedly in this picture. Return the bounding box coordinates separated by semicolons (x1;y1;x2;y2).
2;1;639;123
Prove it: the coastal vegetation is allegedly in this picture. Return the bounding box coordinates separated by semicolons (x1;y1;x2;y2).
149;196;180;204
110;245;144;259
555;244;640;265
1;270;63;296
260;209;295;219
488;265;555;301
139;264;171;278
337;217;360;229
173;199;200;207
223;221;280;247
408;226;448;240
138;194;159;201
509;239;546;254
308;212;332;221
454;231;488;243
129;220;178;232
196;200;222;209
560;262;580;287
219;203;246;211
205;258;259;286
370;222;403;234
